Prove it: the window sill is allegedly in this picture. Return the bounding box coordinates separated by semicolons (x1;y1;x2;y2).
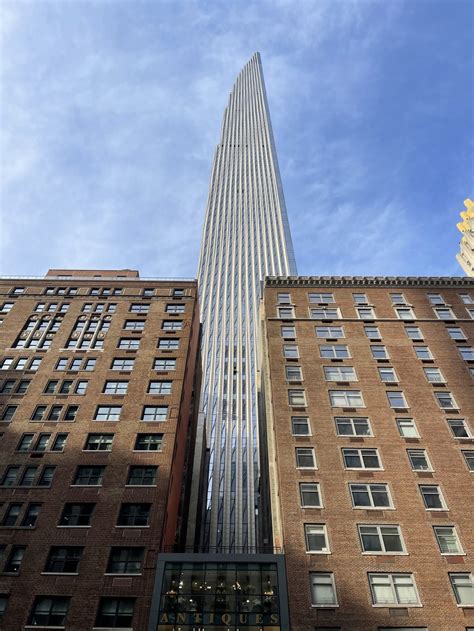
310;604;339;609
57;525;91;528
361;552;408;556
104;573;142;576
371;603;422;608
306;551;331;555
25;627;65;630
70;484;102;488
41;572;79;576
125;484;157;488
115;525;150;529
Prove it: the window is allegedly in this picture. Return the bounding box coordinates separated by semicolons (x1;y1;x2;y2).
0;302;14;313
369;573;419;605
22;503;41;527
419;485;447;510
277;292;291;304
84;358;96;371
0;358;13;370
44;547;83;573
414;346;433;360
459;347;474;361
127;466;158;486
316;325;344;338
424;367;445;383
158;338;180;349
324;366;357;382
85;434;114;451
111;358;134;371
342;448;381;469
162;320;182;331
283;344;299;359
2;504;22;526
59;503;95;526
28;597;70;627
427;293;445;305
335;417;372;436
48;405;63;421
95;598;135;628
1;466;19;486
154;358;176;371
364;326;381;340
291;416;311;436
124;320;145;331
104;381;128;395
396;418;419;438
395;307;415;320
285;366;303;381
64;405;78;421
390;293;407;305
405;326;423;340
311;307;340;320
320;345;350;359
95;406;122;421
449;573;474;606
329;390;364;407
281;326;296;339
378;367;398;383
352;293;368;304
172;288;184;297
0;380;14;394
288;390;306;406
459;293;474;304
305;524;329;553
148;381;172;395
52;433;68;451
447;419;472;438
371;345;389;359
0;595;7;619
300;483;322;507
349;483;392;508
4;546;25;572
462;450;474;471
359;525;404;554
142;288;154;297
73;466;105;486
107;548;144;574
435;391;458;410
20;466;39;487
17;434;34;452
166;303;184;313
407;449;432;471
309;292;334;303
118;338;140;350
310;573;338;607
130;303;149;313
134;433;163;451
435;307;456;320
357;307;376;320
59;380;72;394
433;526;463;554
142;406;168;421
278;307;294;319
447;326;467;340
295;447;316;469
1;405;17;421
117;503;151;526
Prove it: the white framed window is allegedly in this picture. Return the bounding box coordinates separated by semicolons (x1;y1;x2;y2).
390;293;407;305
357;307;376;320
142;406;168;421
387;391;408;409
305;524;329;553
103;381;128;395
462;450;474;471
148;381;172;395
405;326;423;340
277;292;291;304
352;293;368;305
364;326;381;340
396;418;419;438
310;307;341;320
395;307;415;320
281;326;296;339
335;417;372;436
378;367;398;383
358;524;405;554
315;325;344;338
433;526;463;555
130;303;149;314
467;307;474;319
320;344;350;359
371;345;389;359
427;293;445;305
111;358;135;371
291;417;311;436
324;366;357;382
368;573;420;606
424;367;445;383
407;449;433;471
95;406;122;421
278;307;294;319
435;391;458;410
296;447;316;469
308;292;334;304
162;320;182;331
329;390;364;407
118;338;140;350
342;448;381;470
459;293;474;304
449;573;474;606
419;485;447;510
459;347;474;361
447;326;466;340
288;390;306;406
349;483;393;509
283;344;299;359
154;358;176;371
434;307;456;321
447;418;472;439
310;572;338;607
300;483;322;507
414;346;433;360
166;303;185;314
286;366;303;381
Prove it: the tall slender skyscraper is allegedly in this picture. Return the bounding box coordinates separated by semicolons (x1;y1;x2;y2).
197;52;297;551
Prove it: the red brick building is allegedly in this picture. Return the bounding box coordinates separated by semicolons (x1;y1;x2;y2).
0;270;200;630
261;276;474;631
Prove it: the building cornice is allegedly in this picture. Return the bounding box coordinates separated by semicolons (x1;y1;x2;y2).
265;275;474;288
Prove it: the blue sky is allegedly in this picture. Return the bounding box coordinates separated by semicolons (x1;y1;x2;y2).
1;0;472;278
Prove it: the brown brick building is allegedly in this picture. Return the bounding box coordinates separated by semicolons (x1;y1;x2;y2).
261;276;474;631
0;270;201;630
